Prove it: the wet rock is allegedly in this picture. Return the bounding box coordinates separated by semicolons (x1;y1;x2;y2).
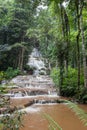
24;100;34;107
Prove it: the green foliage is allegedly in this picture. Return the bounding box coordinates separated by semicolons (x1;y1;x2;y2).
24;65;35;72
50;68;60;87
61;67;84;97
0;67;20;83
0;71;5;83
0;0;38;70
5;67;20;79
51;67;84;97
0;85;8;94
61;67;78;96
79;88;87;103
0;95;24;130
0;111;24;130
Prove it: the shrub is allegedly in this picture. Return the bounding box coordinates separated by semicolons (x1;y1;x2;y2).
0;96;24;130
0;85;8;94
5;67;20;79
61;67;78;96
50;68;60;87
62;67;84;97
24;65;31;71
79;88;87;103
24;65;36;74
24;65;36;71
0;71;5;83
51;67;84;97
1;111;24;130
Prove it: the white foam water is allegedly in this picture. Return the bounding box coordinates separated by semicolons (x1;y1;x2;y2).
20;106;41;113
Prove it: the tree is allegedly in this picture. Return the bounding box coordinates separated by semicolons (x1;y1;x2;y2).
80;0;87;88
0;0;39;71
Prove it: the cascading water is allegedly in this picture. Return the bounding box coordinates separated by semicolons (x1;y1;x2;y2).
3;48;58;102
27;48;46;75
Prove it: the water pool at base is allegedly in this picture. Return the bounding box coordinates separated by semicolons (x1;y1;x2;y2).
20;104;87;130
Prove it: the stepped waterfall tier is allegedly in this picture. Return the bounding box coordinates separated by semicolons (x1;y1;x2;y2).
2;48;57;100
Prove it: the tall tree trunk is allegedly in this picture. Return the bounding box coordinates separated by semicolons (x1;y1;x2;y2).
18;49;21;69
64;11;70;73
80;2;87;88
76;28;80;91
75;0;81;91
60;3;70;73
60;3;65;37
59;60;64;95
20;47;25;71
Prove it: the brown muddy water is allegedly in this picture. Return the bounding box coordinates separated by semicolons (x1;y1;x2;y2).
9;74;87;130
19;103;87;130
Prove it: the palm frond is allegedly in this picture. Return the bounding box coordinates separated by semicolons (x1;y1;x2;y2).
43;113;62;130
66;100;87;126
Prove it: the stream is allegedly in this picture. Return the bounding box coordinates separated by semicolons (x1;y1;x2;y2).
10;75;87;130
1;48;87;130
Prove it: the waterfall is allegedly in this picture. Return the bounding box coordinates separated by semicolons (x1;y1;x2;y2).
27;48;46;75
6;48;58;99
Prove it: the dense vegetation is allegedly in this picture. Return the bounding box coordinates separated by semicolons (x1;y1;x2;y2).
0;0;87;103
